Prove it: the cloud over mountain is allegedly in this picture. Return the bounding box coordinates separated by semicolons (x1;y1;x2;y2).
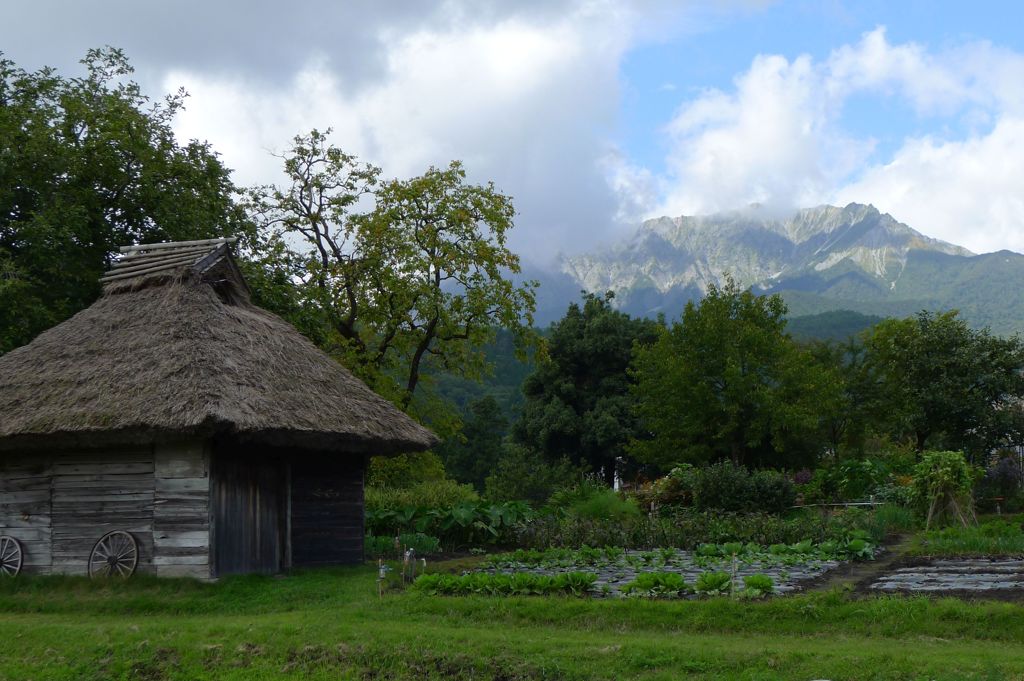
647;27;1024;255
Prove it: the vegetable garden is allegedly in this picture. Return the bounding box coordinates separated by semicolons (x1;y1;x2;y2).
466;536;876;598
360;449;1024;606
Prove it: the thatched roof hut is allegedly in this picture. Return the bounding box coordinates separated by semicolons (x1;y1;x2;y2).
0;238;436;578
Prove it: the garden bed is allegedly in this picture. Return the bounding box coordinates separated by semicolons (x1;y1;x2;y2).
869;557;1024;596
469;542;876;598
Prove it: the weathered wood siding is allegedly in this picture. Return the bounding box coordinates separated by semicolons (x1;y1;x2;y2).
154;442;210;579
0;456;53;574
211;453;284;576
290;456;365;567
49;450;156;575
3;442;367;577
1;442;213;579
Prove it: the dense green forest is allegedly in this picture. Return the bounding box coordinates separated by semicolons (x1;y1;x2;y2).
430;310;884;429
786;309;885;342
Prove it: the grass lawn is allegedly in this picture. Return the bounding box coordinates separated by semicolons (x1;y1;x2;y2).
2;565;1024;680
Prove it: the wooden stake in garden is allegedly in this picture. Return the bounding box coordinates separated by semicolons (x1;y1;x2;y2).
377;558;387;599
914;451;979;530
925;492;978;530
403;548;416;583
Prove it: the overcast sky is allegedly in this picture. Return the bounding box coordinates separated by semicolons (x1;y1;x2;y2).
3;1;1024;262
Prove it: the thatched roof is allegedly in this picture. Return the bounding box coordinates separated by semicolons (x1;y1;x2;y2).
0;238;438;454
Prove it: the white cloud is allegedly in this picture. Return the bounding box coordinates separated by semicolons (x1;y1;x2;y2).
825;28;967;114
658;52;870;216
169;6;636;263
159;1;767;263
602;150;661;226
8;3;1024;258
650;27;1024;254
836;117;1024;254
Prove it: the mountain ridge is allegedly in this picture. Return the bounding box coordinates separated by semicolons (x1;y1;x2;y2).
529;203;1024;335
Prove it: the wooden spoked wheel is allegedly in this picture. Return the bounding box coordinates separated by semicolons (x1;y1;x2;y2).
88;531;138;578
0;536;23;577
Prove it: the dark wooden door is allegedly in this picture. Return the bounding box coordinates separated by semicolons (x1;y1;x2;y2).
212;456;282;576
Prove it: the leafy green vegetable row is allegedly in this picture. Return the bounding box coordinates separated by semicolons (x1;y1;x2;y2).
694;534;875;561
622;571;774;599
411;570;777;599
412;571;597;597
485;534;876;570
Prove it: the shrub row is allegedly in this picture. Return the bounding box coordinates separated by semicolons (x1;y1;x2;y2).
365;479;480;512
365;501;535;549
637;462;795;514
690;462;796;513
512;505;911;550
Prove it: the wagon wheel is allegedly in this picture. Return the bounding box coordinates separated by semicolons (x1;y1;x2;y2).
0;536;23;577
88;531;138;579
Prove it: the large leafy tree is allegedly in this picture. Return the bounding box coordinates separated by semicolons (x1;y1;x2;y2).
631;279;839;469
243;130;536;411
0;48;247;353
513;292;661;485
863;310;1024;459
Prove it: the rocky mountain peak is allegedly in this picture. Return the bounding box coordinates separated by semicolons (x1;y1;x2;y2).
557;203;975;313
530;205;1020;334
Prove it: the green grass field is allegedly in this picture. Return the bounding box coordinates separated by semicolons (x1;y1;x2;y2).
2;565;1024;680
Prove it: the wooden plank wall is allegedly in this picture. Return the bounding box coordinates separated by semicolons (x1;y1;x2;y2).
50;450;156;575
0;457;54;574
290;456;365;567
153;442;211;579
1;442;213;579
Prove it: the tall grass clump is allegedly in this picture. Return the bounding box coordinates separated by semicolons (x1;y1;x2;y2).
910;518;1024;556
365;479;479;512
543;478;642;521
365;533;441;558
861;503;918;542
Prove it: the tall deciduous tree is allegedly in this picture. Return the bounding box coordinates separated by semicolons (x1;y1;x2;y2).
863;310;1024;459
0;48;247;353
243;130;536;410
631;279;838;469
514;292;661;485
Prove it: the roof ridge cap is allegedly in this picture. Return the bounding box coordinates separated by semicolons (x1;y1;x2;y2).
102;238;239;285
118;236;237;254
